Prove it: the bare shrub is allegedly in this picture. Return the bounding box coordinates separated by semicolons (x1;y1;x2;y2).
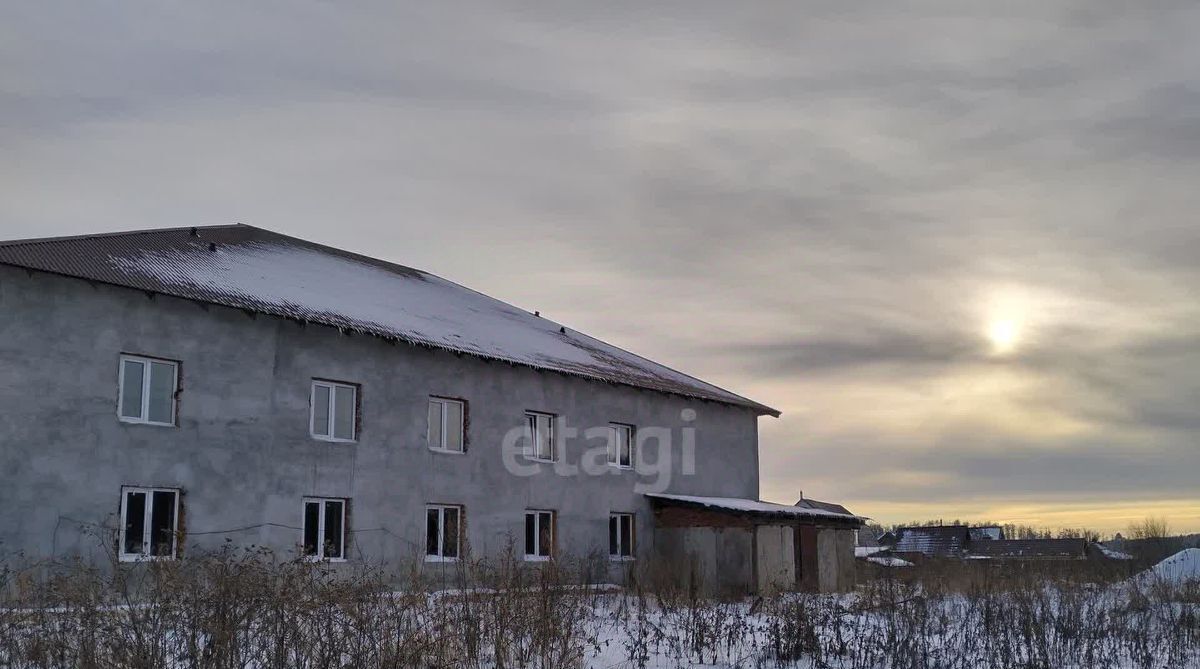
1;550;1197;668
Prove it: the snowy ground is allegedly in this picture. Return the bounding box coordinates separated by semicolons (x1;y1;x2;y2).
2;550;1197;669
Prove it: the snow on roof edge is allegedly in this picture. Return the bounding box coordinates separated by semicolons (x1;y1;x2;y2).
646;493;865;521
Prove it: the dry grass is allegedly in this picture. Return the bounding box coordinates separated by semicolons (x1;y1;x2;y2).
1;549;1197;668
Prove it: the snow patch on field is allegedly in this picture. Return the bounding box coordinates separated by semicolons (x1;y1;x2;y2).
1136;548;1200;586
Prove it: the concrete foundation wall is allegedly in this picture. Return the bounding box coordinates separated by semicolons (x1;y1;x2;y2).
754;525;795;594
834;529;856;591
816;529;837;592
716;527;755;594
0;267;762;572
816;528;857;592
654;526;753;596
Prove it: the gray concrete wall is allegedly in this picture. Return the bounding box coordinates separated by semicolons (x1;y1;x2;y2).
815;528;857;593
654;526;753;596
0;266;762;573
816;529;838;593
716;527;754;594
754;525;795;594
834;529;856;591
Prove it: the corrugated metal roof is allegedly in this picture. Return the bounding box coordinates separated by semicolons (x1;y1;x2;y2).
794;497;854;516
647;493;866;522
969;526;1005;541
892;525;972;556
0;224;779;415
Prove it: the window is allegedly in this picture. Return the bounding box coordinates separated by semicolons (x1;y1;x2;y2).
427;398;465;453
425;505;462;561
608;423;634;468
524;510;555;561
525;411;555;461
302;498;346;560
310;381;357;442
609;513;635;560
120;487;179;561
118;355;178;425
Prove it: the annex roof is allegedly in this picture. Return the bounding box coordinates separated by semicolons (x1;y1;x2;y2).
646;493;865;522
0;225;777;415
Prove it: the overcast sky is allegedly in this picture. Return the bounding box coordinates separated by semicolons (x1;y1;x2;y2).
3;2;1198;534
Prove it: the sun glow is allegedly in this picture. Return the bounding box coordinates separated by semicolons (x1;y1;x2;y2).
987;318;1020;354
980;286;1035;356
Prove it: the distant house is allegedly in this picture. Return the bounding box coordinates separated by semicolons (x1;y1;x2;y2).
867;525;1134;565
889;525;972;560
794;498;855;516
969;526;1005;541
967;538;1089;561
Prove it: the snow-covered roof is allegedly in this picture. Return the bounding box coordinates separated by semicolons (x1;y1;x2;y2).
646;494;864;521
0;225;777;415
1095;543;1135;561
794;497;854;516
892;526;971;556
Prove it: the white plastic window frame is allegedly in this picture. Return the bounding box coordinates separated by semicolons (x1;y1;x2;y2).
524;411;556;462
524;509;555;561
310;380;357;442
428;397;466;454
117;354;178;426
301;497;347;562
425;504;463;562
119;486;180;562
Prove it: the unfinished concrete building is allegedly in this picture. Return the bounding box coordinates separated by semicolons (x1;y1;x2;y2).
0;224;861;592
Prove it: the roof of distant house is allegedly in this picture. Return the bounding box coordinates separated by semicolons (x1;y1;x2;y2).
892;525;972;556
0;224;777;415
794;497;855;516
969;526;1005;541
967;538;1089;560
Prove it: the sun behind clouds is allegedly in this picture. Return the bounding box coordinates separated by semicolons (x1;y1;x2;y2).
987;317;1020;354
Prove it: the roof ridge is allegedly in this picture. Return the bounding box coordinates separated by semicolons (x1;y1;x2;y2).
229;225;435;281
0;223;245;248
